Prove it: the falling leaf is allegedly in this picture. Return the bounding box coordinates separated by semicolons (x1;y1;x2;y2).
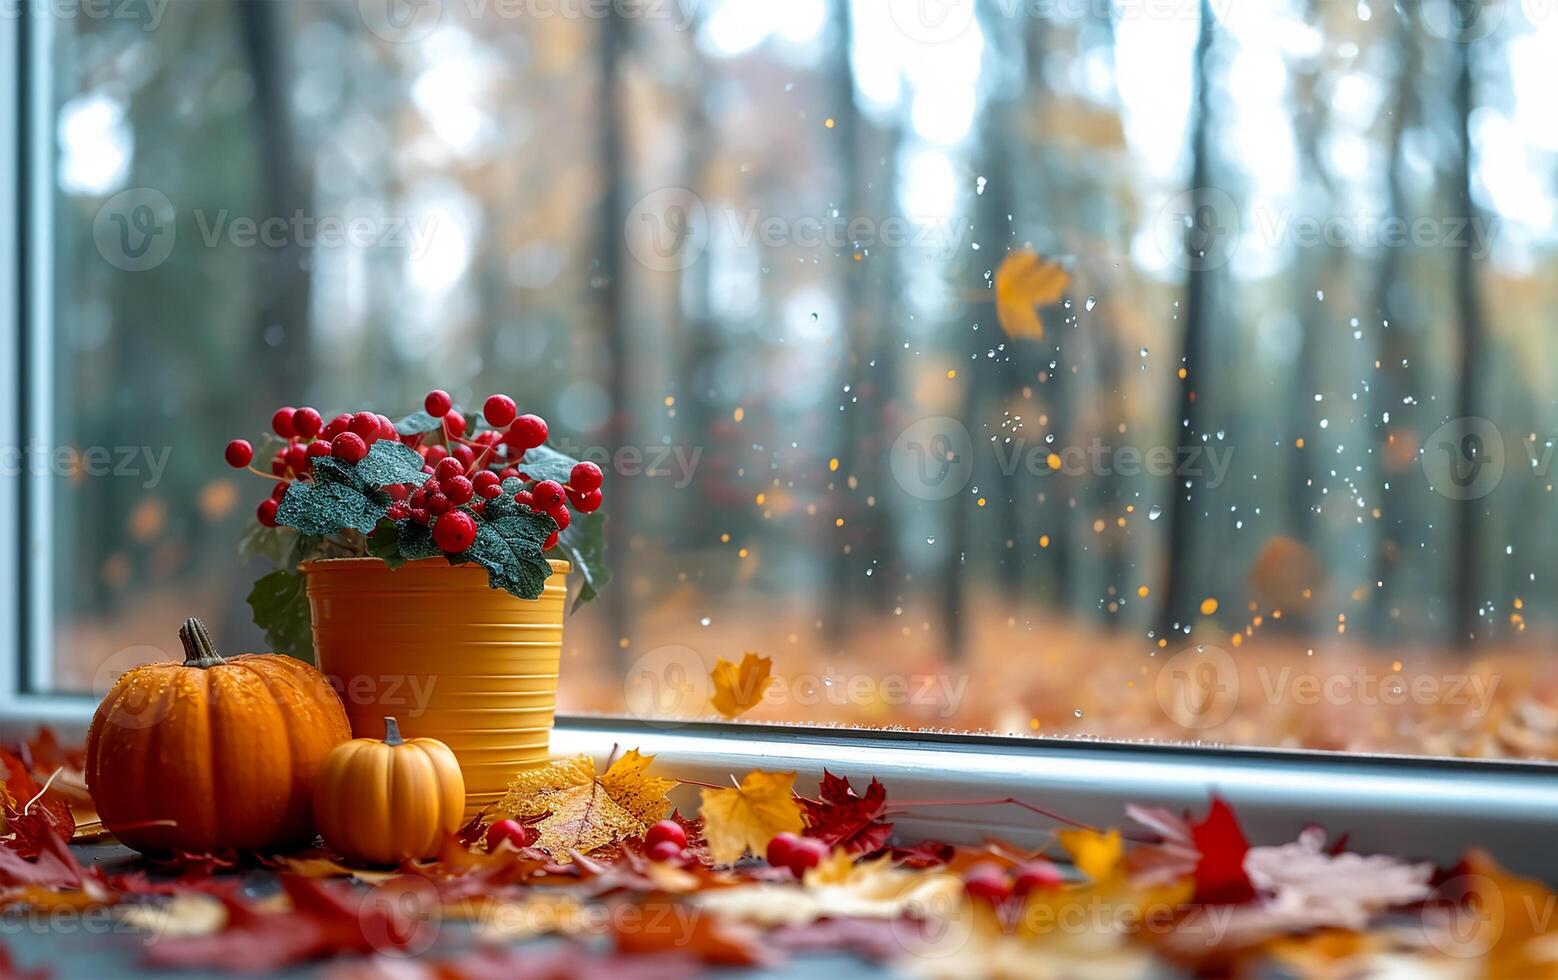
1243;827;1432;929
709;653;775;718
1057;827;1123;883
497;750;674;861
995;250;1071;340
698;770;805;864
800;771;893;856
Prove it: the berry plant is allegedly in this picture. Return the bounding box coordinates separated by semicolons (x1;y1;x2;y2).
232;391;607;660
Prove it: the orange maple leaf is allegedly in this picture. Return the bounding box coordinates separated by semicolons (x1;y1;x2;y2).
497;750;674;861
709;653;775;719
995;249;1071;340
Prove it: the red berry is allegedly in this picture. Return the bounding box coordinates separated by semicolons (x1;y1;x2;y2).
224;439;254;468
645;820;688;850
292;407;323;439
377;415;398;441
444;410;467;438
423;478;442;496
332;432;368;464
271;481;291;501
271;454;288;477
307;440;333;459
427;492;452;516
499;466;520;481
272;408;297;438
410;508;430;525
387;483;411;501
485;818;534;852
483;394;517;428
646;840;684;863
532;480;564;509
506;414;548;450
471;501;486;516
387;501;411;521
322;413;352;440
547;504;570;532
766;832;801;868
514;490;534;509
410;488;428;508
444;475;474;505
434;457;464;482
473;471;503;498
572;488;603;513
432;510;478;552
424;445;449;467
569;461;603;492
476;430;502;447
543;531;559;551
452;444;475;467
425;389;453;417
1013;860;1063;895
787;837;830;876
285;444;310;474
256;499;280;527
962;863;1013;902
350;412;381;444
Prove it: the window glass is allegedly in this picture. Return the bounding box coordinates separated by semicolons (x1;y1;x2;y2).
36;0;1558;759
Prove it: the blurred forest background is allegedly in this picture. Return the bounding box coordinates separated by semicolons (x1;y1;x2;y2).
31;0;1558;757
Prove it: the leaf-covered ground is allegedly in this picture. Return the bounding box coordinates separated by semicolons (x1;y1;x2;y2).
1;733;1553;978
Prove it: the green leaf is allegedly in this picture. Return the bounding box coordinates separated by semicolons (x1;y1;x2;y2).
555;510;609;612
398;519;442;562
482;491;520;521
394;410;451;436
366;520;405;569
276;480;387;536
313;439;429;492
465;510;555;599
515;443;579;485
246;569;314;663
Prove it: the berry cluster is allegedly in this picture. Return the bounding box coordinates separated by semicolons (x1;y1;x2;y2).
226;389;604;557
764;831;831;876
959;859;1063;903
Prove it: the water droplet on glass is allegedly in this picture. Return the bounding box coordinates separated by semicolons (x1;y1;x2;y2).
1148;505;1163;520
1085;296;1097;311
699;617;711;626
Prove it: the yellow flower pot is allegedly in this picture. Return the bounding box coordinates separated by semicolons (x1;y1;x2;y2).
300;557;569;815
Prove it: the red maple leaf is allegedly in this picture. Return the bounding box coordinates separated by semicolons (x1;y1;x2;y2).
800;771;893;856
0;808;105;894
0;748;75;851
1188;796;1255;904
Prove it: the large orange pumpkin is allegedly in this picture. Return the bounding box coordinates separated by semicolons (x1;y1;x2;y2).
313;716;465;866
85;618;350;854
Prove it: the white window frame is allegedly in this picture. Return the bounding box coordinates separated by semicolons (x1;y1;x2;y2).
4;9;1558;883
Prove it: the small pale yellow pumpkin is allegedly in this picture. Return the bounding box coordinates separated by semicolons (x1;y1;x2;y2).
313;716;465;865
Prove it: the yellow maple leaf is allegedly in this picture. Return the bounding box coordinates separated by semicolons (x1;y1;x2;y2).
498;750;673;860
709;653;775;718
995;249;1070;340
1057;827;1123;883
698;770;804;864
697;852;961;927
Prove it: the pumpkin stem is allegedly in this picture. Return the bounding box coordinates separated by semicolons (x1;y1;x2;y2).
178;618;226;669
383;716;405;746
